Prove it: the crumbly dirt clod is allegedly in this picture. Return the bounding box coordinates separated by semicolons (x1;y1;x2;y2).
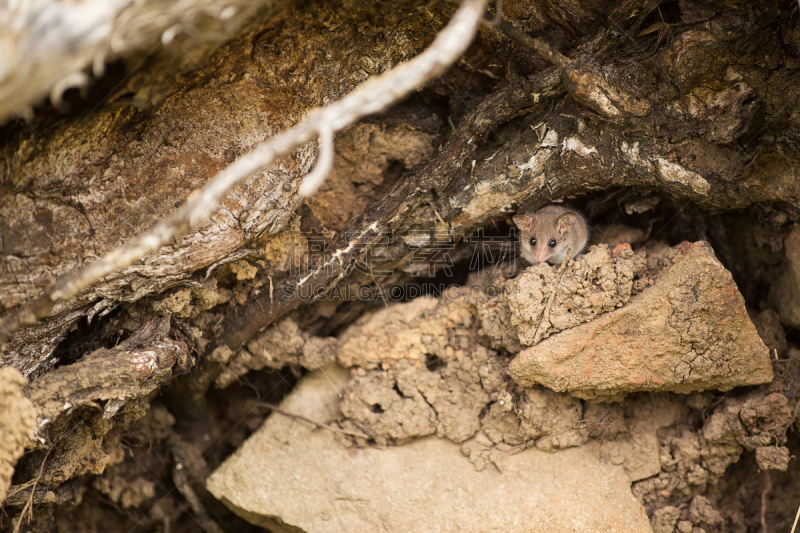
584;394;688;483
339;293;506;448
151;278;232;319
93;468;156;509
329;241;777;461
216;316;337;388
754;446;790;471
689;496;723;528
702;390;793;453
336;289;586;456
632;386;795;523
651;506;682;533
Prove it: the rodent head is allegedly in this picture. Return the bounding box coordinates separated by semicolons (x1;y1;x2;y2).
513;209;583;265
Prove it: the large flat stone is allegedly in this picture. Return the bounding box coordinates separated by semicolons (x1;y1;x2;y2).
508;242;773;401
207;366;652;533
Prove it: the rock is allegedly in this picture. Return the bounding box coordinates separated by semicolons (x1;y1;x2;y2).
207;366;653;533
508;242;773;400
770;225;800;327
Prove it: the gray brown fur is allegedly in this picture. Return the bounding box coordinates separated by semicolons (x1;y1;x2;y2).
513;205;588;265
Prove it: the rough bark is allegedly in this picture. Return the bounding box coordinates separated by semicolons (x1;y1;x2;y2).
24;317;191;429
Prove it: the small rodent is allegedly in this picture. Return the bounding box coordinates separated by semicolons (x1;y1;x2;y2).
513;205;589;265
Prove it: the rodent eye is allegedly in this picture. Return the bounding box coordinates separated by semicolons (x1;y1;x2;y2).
529;237;537;246
549;239;556;248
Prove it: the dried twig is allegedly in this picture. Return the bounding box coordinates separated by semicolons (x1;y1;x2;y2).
0;0;491;349
258;402;371;440
12;447;51;533
761;470;771;533
790;500;800;533
170;440;224;533
532;249;573;344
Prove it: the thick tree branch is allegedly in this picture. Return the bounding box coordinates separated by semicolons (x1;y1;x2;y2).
498;19;650;119
0;0;491;350
24;317;190;430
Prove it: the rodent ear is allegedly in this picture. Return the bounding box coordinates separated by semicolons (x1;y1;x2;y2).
557;212;579;235
512;215;534;231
